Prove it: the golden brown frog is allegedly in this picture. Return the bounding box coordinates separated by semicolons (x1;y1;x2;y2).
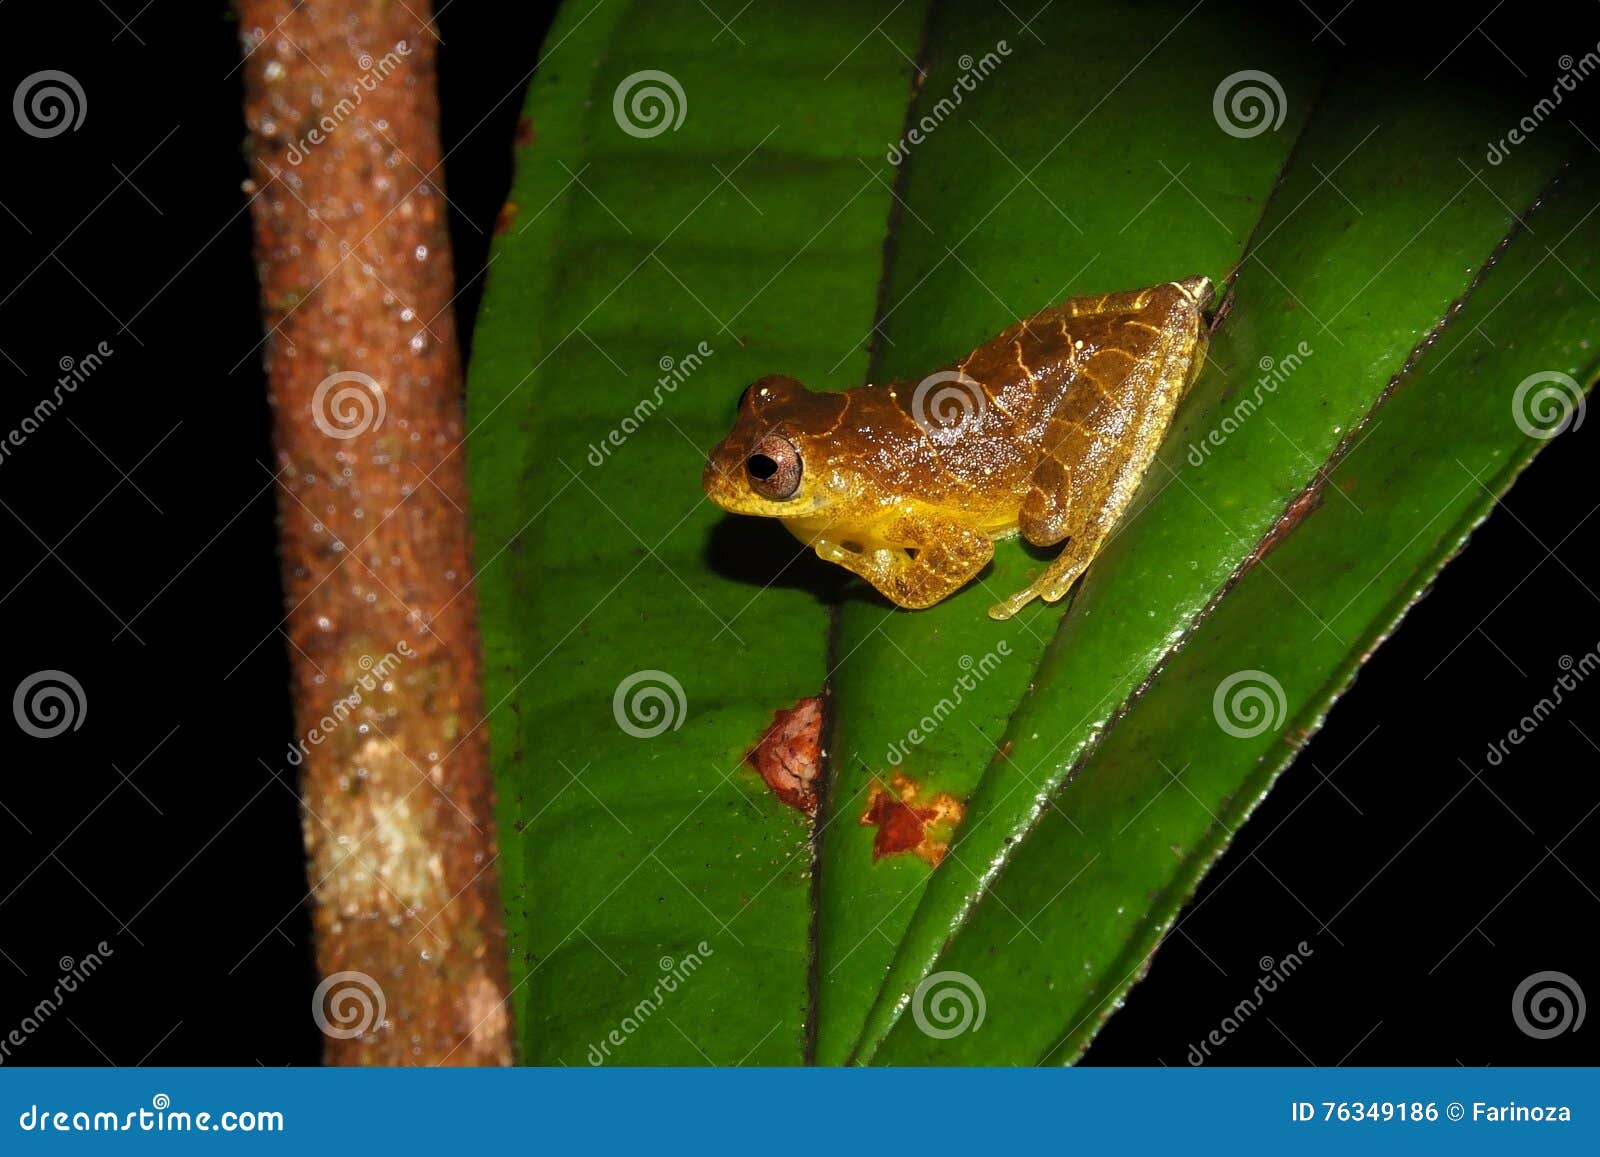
703;278;1212;619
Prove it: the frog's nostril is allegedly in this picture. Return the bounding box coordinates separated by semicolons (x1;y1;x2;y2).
747;454;778;480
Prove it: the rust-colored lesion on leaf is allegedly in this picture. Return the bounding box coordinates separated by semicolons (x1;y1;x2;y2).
860;772;964;866
746;696;823;814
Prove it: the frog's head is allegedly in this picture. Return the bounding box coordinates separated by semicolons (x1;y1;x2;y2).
703;375;852;518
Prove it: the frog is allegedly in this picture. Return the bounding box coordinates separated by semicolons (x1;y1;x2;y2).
702;277;1213;620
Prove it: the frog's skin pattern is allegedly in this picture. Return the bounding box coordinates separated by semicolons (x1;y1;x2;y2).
703;277;1213;619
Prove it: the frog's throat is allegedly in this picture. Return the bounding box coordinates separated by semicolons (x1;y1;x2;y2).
780;514;1021;551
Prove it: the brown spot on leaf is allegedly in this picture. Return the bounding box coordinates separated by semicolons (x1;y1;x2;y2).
1206;285;1237;334
860;772;965;866
515;116;537;146
746;696;822;814
1245;482;1325;569
494;200;519;235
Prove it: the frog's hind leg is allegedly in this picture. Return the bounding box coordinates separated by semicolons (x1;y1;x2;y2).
818;517;993;610
989;282;1208;621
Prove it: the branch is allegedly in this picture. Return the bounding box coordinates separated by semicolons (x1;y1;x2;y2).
237;0;512;1065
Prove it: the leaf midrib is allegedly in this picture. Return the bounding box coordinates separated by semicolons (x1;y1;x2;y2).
807;0;945;1066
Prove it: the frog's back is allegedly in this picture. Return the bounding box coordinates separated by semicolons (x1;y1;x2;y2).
850;281;1207;509
964;282;1201;426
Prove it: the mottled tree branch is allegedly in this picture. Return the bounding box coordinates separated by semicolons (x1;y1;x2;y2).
237;0;511;1065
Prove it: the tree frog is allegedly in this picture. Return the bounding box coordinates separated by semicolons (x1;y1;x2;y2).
703;277;1213;620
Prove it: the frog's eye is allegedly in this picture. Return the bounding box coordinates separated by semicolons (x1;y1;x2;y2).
746;434;802;501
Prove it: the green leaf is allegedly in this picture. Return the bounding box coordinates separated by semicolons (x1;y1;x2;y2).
865;159;1600;1065
466;0;1599;1064
815;0;1324;1063
847;56;1579;1063
467;0;927;1064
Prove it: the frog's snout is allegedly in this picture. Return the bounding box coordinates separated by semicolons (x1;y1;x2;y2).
702;440;738;506
703;429;761;512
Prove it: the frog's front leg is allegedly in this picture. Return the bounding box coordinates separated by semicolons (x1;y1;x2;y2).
817;517;993;610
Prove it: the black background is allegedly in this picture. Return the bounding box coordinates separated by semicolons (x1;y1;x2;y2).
0;2;1594;1066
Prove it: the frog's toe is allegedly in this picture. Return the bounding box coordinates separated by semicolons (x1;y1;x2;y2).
815;538;861;566
988;587;1037;620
